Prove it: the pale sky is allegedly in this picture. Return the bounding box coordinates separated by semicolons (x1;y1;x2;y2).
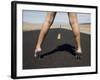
22;10;91;24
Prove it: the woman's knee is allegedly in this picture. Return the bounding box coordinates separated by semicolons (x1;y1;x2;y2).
74;31;80;37
44;18;53;25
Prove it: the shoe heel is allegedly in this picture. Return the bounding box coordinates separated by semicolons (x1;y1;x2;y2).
34;51;41;58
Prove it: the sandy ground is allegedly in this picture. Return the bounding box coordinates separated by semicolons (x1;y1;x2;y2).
22;22;91;34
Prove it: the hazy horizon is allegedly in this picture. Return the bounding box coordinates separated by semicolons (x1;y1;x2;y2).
22;10;91;24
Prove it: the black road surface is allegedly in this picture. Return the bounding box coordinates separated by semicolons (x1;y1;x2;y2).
23;29;91;69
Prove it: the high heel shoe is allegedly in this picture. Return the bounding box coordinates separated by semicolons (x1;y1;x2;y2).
75;49;82;60
34;48;42;58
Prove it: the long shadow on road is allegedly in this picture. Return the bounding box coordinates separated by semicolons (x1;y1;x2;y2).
40;43;76;58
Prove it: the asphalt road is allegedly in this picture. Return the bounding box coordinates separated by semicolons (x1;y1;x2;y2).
23;28;91;69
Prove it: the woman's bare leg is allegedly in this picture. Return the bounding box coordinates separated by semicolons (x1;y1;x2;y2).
35;12;56;54
68;12;82;54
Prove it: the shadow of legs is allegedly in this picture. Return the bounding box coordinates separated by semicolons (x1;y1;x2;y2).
40;43;76;58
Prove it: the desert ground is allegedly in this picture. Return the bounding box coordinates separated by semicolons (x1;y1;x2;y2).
22;22;91;34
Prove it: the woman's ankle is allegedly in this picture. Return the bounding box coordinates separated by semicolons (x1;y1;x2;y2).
35;47;42;53
75;48;82;53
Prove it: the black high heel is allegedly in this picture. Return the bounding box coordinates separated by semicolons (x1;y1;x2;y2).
34;48;42;58
75;51;82;60
34;51;41;58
